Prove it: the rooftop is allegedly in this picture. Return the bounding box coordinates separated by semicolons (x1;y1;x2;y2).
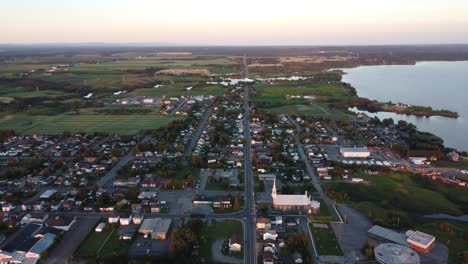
374;243;420;264
406;230;436;248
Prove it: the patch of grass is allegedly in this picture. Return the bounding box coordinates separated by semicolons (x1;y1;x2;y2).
74;228;113;258
127;83;226;97
98;230;132;257
311;224;344;256
415;220;468;264
0;113;179;135
433;160;468;169
252;82;354;103
199;220;243;262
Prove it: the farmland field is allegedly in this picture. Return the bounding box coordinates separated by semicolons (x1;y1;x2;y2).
0;113;179;134
126;83;226;97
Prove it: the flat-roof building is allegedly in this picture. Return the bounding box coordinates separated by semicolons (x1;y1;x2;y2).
368;225;409;246
406;230;436;253
138;218;171;240
374;243;420;264
340;147;370;158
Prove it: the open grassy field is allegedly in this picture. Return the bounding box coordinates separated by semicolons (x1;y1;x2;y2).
75;228;114;258
0;84;73;99
97;230;132;257
416;220;468;264
326;170;468;262
433;160;468;169
311;224;344;256
126;83;226;97
0;113;179;134
251;82;354;105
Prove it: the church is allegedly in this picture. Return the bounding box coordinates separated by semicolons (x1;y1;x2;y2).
271;177;320;214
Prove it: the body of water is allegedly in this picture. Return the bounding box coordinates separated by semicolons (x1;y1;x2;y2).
424;214;468;222
341;61;468;152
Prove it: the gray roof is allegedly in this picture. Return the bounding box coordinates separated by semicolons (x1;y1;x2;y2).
29;233;56;254
368;225;409;246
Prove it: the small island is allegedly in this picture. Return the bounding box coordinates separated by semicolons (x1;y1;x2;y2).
347;98;459;118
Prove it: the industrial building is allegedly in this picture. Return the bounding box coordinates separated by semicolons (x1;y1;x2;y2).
406;230;436;253
339;147;371;158
138;218;172;240
374;243;421;264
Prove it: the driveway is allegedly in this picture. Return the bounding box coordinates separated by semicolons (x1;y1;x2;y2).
211;239;242;264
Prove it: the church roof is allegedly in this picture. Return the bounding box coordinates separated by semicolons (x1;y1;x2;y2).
273;194;313;206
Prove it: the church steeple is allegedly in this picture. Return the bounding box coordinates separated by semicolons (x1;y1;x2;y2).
271;176;277;199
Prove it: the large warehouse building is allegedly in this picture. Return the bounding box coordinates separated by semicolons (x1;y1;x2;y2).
374;243;421;264
340;147;370;158
138;218;172;240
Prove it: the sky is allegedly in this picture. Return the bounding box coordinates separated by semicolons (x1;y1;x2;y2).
1;0;468;45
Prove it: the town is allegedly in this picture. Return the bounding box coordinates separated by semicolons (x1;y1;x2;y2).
1;47;468;264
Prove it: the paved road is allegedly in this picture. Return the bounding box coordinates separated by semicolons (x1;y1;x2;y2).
45;217;98;264
97;152;134;188
332;204;373;263
185;106;213;156
243;86;257;264
169;98;187;115
298;217;320;263
287;115;343;223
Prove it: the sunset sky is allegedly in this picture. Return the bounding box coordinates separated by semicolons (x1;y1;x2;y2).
1;0;468;45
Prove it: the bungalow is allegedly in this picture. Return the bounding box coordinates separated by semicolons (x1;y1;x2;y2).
108;215;120;224
95;223;106;232
137;191;157;200
229;234;242;252
263;230;278;241
256;217;271;230
132;213;144;225
120;214;133;225
263;251;276;264
2;203;15;212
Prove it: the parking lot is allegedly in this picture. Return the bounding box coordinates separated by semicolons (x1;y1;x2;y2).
128;234;170;257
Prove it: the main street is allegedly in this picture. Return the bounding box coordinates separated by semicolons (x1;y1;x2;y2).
242;86;257;264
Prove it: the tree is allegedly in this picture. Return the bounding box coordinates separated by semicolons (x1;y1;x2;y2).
169;226;196;262
186;174;196;187
124;187;139;201
110;147;123;157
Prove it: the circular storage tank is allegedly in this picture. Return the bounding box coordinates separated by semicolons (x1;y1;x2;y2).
374;243;421;264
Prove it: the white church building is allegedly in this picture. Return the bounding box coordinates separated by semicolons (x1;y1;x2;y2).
271;177;320;214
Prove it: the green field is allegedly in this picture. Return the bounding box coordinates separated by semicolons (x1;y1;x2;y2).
252;82;354;104
75;228;114;258
126;83;226;97
0;113;179;134
74;226;131;258
433;160;468;169
326;171;468;262
311;224;344;256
